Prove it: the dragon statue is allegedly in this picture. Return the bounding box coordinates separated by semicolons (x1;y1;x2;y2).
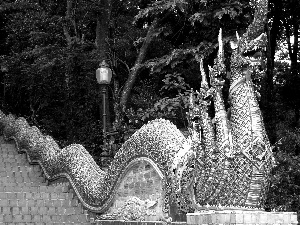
184;0;273;208
0;0;275;222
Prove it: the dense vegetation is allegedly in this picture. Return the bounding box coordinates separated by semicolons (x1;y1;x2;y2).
0;0;300;214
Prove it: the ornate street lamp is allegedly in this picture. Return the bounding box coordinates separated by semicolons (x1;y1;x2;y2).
96;60;112;153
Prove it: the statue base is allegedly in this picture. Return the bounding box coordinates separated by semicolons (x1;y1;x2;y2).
187;210;298;224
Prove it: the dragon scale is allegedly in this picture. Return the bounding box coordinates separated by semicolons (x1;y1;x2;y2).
190;0;273;209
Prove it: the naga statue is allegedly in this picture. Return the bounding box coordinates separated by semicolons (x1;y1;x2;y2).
182;0;274;211
0;0;275;222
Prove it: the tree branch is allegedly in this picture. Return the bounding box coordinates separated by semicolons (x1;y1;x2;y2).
284;20;293;59
292;19;299;63
63;25;72;45
119;19;158;111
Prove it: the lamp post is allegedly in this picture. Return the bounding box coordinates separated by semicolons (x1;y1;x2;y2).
96;60;112;151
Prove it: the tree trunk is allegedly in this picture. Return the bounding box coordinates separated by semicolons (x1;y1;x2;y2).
260;1;282;143
285;0;299;125
290;22;298;78
260;24;276;143
291;21;299;125
119;19;158;112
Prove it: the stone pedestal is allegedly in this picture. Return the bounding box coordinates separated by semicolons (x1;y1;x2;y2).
187;210;298;225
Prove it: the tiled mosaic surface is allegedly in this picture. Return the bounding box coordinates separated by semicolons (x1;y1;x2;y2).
185;0;274;210
0;110;192;219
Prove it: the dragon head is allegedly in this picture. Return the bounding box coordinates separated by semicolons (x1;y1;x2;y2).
229;0;268;84
229;31;267;84
187;55;213;137
207;28;226;95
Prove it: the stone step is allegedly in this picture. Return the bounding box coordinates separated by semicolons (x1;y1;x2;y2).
0;213;90;223
0;153;28;161
0;164;42;172
0;223;91;225
0;205;87;215
0;198;81;208
0;176;46;184
0;162;31;167
0;137;93;224
4;170;44;177
0;191;75;200
0;183;71;193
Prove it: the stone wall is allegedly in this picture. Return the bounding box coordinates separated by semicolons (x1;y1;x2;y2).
117;160;162;202
102;159;164;221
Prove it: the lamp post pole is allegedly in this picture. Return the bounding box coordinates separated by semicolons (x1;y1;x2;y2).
102;84;107;148
96;60;112;155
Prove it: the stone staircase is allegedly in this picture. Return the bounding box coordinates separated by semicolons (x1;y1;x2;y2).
0;136;94;224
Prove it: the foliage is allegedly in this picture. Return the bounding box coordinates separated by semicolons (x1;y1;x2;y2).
125;73;191;129
264;59;300;213
138;0;252;74
0;0;254;139
126;92;190;129
160;73;190;95
0;1;102;155
273;61;290;86
265;129;300;213
0;0;273;161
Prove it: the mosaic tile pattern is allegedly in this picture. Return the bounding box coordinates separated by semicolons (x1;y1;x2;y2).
0;112;191;218
185;0;273;211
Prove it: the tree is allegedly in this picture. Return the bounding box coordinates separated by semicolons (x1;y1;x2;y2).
0;0;104;150
265;129;300;213
265;0;300;127
282;0;300;126
120;0;254;119
258;0;284;144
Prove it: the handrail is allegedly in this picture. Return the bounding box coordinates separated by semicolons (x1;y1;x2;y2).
0;110;191;217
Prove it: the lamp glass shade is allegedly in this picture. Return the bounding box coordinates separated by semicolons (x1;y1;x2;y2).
96;67;112;84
